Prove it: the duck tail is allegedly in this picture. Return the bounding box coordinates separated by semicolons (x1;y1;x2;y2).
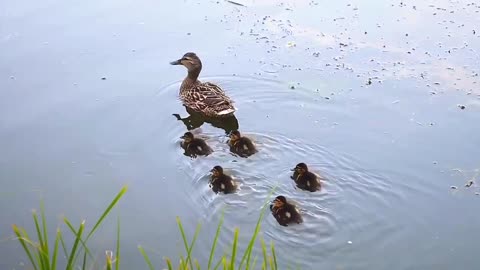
217;107;236;115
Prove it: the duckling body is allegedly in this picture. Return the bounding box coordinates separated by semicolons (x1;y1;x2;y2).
291;163;321;192
270;196;303;226
180;132;213;157
228;130;257;157
209;166;237;194
171;52;236;117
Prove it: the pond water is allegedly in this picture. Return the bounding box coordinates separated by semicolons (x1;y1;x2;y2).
1;0;480;269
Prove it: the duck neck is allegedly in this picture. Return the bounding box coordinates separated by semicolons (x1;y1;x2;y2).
180;68;201;93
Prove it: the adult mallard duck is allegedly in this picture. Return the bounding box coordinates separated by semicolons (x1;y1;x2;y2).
209;166;237;194
180;132;213;157
270;196;303;226
170;52;236;117
291;163;321;192
228;130;257;157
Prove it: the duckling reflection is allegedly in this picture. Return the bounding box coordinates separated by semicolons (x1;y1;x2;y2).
180;131;213;157
228;130;257;157
173;106;239;135
291;163;321;192
270;196;303;226
209;166;237;194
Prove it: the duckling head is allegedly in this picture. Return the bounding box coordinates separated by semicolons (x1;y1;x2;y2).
170;52;202;72
229;130;241;141
273;195;287;208
291;162;308;174
210;165;224;177
180;131;194;143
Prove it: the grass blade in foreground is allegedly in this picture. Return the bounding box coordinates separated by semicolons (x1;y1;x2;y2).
138;245;155;270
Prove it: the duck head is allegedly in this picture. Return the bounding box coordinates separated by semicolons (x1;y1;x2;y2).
210;165;224;177
180;131;194;143
273;195;287;208
170;52;202;73
229;130;241;142
291;162;308;174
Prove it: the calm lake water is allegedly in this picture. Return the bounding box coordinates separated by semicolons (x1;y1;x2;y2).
1;0;480;269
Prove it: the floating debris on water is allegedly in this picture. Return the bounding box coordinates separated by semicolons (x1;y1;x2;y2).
286;41;296;48
465;180;474;187
450;186;458;189
226;0;245;7
458;105;466;110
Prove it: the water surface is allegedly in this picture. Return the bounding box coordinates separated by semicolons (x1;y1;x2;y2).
1;0;480;269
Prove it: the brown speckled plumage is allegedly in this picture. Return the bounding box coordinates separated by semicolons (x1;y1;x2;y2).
171;52;236;117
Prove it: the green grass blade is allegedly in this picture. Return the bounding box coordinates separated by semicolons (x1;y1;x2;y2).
40;201;50;261
251;256;258;270
32;210;49;270
179;255;186;270
115;217;121;270
186;222;202;269
86;186;128;241
64;217;94;261
176;217;198;270
12;225;38;270
106;250;113;270
51;228;61;270
208;210;225;270
195;259;201;270
66;220;85;270
260;238;268;270
58;230;69;260
270;241;277;270
138;245;155;270
165;257;174;270
82;251;87;270
213;255;226;270
222;256;227;270
239;200;270;270
229;228;239;270
239;187;277;270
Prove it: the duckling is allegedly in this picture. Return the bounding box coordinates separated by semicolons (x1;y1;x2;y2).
228;130;257;157
291;163;321;192
170;52;236;117
209;166;237;194
180;132;213;157
270;196;303;226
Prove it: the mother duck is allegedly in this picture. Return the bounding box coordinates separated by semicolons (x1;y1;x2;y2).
170;52;236;117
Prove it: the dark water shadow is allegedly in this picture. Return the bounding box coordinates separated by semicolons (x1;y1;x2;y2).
172;105;239;135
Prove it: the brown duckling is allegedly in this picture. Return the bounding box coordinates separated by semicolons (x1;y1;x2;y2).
291;163;321;192
270;195;303;226
180;132;213;157
228;130;257;157
209;166;237;194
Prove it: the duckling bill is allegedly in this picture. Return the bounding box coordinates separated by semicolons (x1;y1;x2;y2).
291;163;321;192
228;130;257;157
170;52;236;117
180;132;213;157
270;196;303;226
209;166;237;194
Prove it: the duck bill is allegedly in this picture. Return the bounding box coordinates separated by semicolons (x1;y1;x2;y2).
180;135;186;139
290;168;295;171
170;59;182;65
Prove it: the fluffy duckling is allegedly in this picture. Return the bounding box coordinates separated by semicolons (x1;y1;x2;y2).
270;196;303;226
180;132;213;157
228;130;257;157
209;166;237;194
291;163;321;192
